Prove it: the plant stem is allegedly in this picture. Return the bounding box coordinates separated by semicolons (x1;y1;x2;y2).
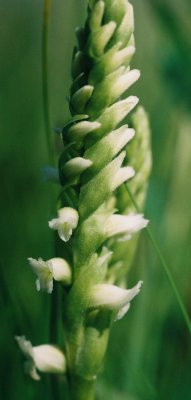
42;1;60;399
126;184;191;335
68;375;96;400
42;0;54;166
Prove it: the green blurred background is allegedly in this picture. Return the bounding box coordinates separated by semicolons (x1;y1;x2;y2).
0;0;191;398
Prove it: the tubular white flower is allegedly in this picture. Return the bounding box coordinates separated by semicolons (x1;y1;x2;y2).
48;207;79;242
28;257;72;293
97;95;139;134
89;281;143;311
68;121;101;141
62;157;93;178
15;336;66;381
105;213;149;239
111;69;140;102
111;165;135;191
71;85;94;113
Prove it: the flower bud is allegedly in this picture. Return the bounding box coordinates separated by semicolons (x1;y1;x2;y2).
68;120;101;142
86;68;140;116
84;126;135;178
28;257;72;293
89;44;135;84
72;51;86;79
95;96;139;139
62;157;93;179
110;69;140;104
89;281;143;311
71;85;94;114
49;207;79;242
79;152;134;220
88;21;117;57
88;0;105;31
16;336;66;381
75;26;85;50
111;3;134;48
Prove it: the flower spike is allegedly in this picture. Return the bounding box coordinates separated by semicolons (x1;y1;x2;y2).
18;1;152;396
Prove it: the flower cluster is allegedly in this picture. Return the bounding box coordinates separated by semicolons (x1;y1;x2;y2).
16;0;152;392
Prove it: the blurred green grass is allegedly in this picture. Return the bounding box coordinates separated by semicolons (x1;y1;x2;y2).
0;0;191;399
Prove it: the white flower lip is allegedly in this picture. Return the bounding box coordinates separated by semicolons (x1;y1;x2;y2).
62;157;93;178
28;257;53;294
15;336;66;380
89;281;143;311
48;207;79;242
28;257;72;293
105;213;149;239
68;121;101;141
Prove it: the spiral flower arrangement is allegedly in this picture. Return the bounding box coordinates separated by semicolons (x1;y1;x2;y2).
16;1;152;399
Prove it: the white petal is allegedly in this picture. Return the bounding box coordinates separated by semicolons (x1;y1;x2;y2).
105;213;149;238
24;360;40;381
68;121;101;141
15;336;34;359
58;225;72;242
115;303;131;321
28;257;53;293
49;208;79;242
111;166;135;191
33;345;66;375
16;336;66;380
89;281;143;310
62;157;93;178
58;207;79;229
48;218;60;230
48;258;72;285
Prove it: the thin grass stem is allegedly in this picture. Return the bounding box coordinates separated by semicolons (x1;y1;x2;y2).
125;184;191;335
42;0;54;166
42;1;60;399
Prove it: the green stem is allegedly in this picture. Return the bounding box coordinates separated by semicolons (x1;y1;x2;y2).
68;375;96;400
126;184;191;335
42;1;60;399
42;0;54;165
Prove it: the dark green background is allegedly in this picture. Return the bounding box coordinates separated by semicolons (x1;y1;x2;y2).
0;0;191;399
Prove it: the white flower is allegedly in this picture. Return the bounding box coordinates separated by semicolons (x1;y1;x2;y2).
89;281;143;314
105;213;149;240
62;157;93;178
48;207;79;242
15;336;66;381
28;257;72;293
68;120;101;141
111;69;140;102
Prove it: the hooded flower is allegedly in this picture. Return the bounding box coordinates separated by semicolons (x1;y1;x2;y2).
28;257;72;293
104;213;149;240
48;207;79;242
15;336;66;381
